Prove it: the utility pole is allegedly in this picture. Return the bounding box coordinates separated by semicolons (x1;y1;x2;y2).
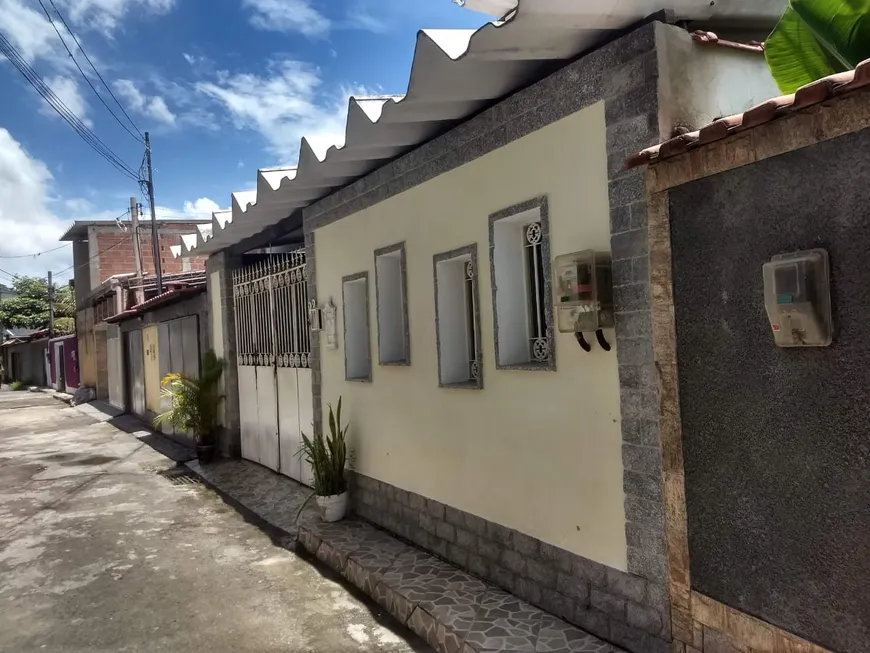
144;132;163;294
47;270;54;339
130;196;145;304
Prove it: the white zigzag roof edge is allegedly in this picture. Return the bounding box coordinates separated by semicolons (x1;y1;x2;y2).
176;0;785;257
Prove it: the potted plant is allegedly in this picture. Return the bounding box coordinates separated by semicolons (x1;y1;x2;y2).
154;350;225;463
298;397;349;522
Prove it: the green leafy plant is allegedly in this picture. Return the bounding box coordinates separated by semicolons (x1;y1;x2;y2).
298;397;349;497
9;380;25;391
154;350;225;445
766;0;870;93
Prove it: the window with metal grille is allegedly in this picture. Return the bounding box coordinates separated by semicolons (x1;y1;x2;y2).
489;197;553;369
434;245;481;388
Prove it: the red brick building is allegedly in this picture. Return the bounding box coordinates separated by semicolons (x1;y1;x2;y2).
60;219;211;396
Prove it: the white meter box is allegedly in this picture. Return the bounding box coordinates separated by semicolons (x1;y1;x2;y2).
553;250;614;333
762;249;832;347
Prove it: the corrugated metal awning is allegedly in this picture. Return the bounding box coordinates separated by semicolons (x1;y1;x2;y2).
179;0;786;257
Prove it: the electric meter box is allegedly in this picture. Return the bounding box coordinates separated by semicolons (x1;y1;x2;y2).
553;250;614;333
762;248;832;347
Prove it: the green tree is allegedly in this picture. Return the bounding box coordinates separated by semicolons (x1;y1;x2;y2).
0;276;75;334
766;0;870;93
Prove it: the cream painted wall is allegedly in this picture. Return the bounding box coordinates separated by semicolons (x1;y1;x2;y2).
314;103;626;570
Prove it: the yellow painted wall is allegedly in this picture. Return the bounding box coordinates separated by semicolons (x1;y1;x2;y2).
143;325;160;413
314;103;627;569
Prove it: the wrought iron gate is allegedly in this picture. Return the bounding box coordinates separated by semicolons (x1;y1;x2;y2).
232;251;314;483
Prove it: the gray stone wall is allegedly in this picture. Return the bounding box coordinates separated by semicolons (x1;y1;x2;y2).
668;128;870;653
206;252;242;458
351;472;669;653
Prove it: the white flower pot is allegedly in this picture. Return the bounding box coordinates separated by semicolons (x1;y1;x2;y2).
316;492;348;522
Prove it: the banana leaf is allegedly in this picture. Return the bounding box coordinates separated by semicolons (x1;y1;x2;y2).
766;0;870;94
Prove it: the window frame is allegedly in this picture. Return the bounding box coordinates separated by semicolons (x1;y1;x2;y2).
374;242;410;366
488;196;555;371
433;244;483;390
341;271;372;382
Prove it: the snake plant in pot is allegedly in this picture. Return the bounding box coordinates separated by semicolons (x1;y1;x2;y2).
154;350;225;463
298;398;349;522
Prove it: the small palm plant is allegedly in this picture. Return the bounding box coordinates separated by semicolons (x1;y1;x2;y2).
299;397;349;497
154;350;225;456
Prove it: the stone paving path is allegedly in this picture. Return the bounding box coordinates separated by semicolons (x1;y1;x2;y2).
190;459;625;653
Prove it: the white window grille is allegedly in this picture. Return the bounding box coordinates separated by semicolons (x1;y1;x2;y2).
232;251;310;368
342;273;371;381
490;197;553;369
434;246;481;388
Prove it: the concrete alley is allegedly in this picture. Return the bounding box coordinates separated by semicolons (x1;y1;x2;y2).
0;390;427;653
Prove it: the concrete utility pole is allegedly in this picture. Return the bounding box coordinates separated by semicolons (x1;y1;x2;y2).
144;132;163;294
130;196;145;304
47;270;54;339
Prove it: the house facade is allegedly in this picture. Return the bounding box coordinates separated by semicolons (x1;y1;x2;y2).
60;219;210;398
104;282;208;445
172;7;785;653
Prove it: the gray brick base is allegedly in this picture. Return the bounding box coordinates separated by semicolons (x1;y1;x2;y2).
350;472;669;653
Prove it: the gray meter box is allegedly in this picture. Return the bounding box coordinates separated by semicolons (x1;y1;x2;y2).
762;249;832;347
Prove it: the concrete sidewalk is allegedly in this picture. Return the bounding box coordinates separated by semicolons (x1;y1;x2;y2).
189;459;624;653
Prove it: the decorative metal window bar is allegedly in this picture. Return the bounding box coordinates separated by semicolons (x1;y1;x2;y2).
232;250;311;368
523;222;549;362
464;259;480;381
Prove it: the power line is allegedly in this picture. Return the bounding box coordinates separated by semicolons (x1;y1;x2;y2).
0;243;71;259
53;211;132;278
42;0;144;143
0;30;139;181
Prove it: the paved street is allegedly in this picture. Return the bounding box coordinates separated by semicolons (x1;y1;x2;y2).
0;390;427;653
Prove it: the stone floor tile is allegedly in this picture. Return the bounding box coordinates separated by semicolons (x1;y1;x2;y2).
536;616;614;652
349;534;420;572
345;558;384;595
373;581;416;624
408;607;441;651
418;589;483;635
463;589;546;652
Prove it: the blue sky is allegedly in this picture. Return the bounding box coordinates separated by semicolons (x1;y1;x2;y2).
0;0;490;282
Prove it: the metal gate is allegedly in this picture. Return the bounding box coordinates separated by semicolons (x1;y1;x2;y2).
233;251;314;484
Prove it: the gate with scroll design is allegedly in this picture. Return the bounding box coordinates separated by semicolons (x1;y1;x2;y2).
233;251;313;484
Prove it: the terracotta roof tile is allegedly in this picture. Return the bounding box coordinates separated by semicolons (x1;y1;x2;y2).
690;30;765;53
626;59;870;169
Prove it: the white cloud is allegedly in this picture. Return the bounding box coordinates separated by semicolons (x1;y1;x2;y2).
155;197;222;221
41;76;92;127
0;128;116;279
62;0;175;36
195;59;366;162
242;0;330;37
114;79;177;127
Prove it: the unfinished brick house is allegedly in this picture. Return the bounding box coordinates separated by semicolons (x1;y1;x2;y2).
60;219;210;398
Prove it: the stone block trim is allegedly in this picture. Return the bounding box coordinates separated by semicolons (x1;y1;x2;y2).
350;471;670;653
